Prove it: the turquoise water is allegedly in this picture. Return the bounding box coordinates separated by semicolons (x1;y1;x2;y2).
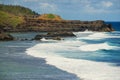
0;22;120;80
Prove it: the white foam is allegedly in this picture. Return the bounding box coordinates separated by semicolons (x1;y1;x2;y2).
79;42;116;51
84;29;93;33
26;42;120;80
77;32;120;40
73;30;93;37
89;32;108;38
41;38;58;42
41;37;47;41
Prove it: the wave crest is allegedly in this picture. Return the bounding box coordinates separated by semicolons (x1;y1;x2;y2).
79;42;115;51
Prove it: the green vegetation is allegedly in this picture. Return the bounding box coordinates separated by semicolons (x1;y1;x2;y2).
0;11;23;28
0;4;38;30
47;14;55;19
38;14;62;20
0;4;38;16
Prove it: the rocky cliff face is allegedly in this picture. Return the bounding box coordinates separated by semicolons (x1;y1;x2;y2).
16;18;114;32
2;14;114;32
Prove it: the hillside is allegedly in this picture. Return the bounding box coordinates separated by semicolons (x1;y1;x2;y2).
0;11;24;29
0;4;38;31
0;4;38;16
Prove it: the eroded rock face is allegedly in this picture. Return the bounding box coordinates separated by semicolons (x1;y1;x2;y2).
34;32;76;40
0;32;14;41
0;13;114;32
16;19;114;32
0;14;114;32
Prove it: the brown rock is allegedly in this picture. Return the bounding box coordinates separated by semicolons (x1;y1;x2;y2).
0;33;14;41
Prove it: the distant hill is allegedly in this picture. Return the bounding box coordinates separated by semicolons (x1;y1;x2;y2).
0;11;24;28
0;4;38;31
0;4;38;16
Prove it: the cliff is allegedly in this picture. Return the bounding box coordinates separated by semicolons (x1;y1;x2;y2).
0;4;114;32
16;16;114;32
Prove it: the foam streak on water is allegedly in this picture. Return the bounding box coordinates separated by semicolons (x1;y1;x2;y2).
76;32;120;40
79;42;116;51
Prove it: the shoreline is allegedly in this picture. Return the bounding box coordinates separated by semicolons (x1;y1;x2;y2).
0;40;80;80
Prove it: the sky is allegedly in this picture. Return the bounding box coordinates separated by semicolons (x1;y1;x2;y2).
0;0;120;21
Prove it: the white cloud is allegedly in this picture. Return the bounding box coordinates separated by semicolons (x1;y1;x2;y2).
101;1;113;8
39;3;58;13
82;0;114;14
84;4;109;13
24;0;39;2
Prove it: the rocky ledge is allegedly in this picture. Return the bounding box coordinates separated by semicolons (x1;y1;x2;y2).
0;32;14;41
1;14;114;32
34;31;76;40
16;19;114;32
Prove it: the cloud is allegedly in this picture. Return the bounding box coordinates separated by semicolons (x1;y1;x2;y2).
82;0;114;14
39;3;58;13
84;4;108;13
24;0;39;2
101;1;113;8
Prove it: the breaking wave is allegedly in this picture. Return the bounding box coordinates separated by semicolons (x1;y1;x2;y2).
79;42;116;51
26;42;120;80
76;32;120;40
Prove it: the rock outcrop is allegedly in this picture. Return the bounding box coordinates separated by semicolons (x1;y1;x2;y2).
34;31;75;40
15;17;114;32
0;13;114;32
0;32;14;41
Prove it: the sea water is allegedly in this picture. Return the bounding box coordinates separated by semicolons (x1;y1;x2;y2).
0;22;120;80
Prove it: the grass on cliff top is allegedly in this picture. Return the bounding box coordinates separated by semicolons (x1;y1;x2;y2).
38;14;63;20
0;11;24;28
47;14;55;19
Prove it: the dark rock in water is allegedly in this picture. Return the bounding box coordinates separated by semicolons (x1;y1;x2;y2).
30;38;35;41
34;35;43;40
52;36;61;40
34;32;76;40
46;32;76;37
0;33;14;41
20;38;28;41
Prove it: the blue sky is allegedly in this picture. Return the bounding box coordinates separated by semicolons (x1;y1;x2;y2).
0;0;120;21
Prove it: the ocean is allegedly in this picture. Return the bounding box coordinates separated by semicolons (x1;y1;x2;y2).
0;22;120;80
